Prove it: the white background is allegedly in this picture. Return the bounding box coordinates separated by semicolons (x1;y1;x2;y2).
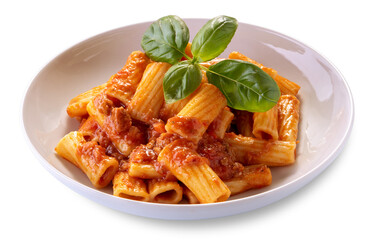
1;0;373;239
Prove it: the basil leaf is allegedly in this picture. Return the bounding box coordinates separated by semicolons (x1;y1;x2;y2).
206;59;280;112
163;61;202;104
141;15;189;64
191;16;238;62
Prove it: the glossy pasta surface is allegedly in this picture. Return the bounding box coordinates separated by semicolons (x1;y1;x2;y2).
56;50;301;204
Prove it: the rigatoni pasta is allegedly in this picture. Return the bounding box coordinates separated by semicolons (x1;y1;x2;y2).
224;132;296;166
113;171;150;201
252;105;279;140
278;95;300;141
128;62;171;123
235;110;254;137
148;180;183;204
207;107;234;139
86;94;144;156
224;164;272;195
66;83;107;119
55;131;119;188
55;47;301;204
158;138;231;203
165;83;227;143
105;51;150;106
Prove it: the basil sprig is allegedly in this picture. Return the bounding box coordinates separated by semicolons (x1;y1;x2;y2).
141;15;190;64
141;15;281;112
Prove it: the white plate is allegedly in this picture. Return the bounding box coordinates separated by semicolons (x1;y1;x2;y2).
22;19;354;220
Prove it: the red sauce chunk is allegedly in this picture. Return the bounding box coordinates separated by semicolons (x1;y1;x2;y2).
166;116;206;139
118;159;129;172
197;134;243;180
79;118;126;161
129;145;158;164
93;93;114;116
103;107;131;137
102;107;146;147
124;126;146;146
129;143;175;181
77;141;106;171
162;139;208;168
154;133;182;154
147;119;166;142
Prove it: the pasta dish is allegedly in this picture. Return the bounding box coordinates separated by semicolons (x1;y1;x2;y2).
55;16;300;204
55;48;300;204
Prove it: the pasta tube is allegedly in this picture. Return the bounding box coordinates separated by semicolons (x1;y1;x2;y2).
128;162;162;179
184;42;193;59
224;133;296;166
252;105;279;140
224;165;272;195
128;62;171;123
165;83;227;143
66;83;107;119
113;171;150;202
278;95;300;141
86;93;111;126
87;94;144;156
182;186;200;204
235;110;254;137
55;131;119;188
148;180;183;204
207;107;234;139
159;85;200;121
158;139;231;203
199;58;225;68
105;51;150;106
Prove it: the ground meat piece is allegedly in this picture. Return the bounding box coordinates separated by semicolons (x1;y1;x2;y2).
147;119;166;142
104;107;131;135
197;134;243;180
93;93;114;116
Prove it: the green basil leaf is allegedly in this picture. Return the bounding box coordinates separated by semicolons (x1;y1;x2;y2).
163;61;202;104
206;59;280;112
191;16;238;62
141;15;189;64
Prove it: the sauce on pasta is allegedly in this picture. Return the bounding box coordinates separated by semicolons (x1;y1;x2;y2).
55;49;300;204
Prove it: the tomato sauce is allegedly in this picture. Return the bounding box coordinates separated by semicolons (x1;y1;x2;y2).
77;141;106;172
166;116;207;139
161;138;208;168
197;134;243;180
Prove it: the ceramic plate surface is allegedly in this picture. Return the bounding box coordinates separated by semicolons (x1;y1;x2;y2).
22;19;354;220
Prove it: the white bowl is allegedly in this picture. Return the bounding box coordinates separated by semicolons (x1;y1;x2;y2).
22;19;354;220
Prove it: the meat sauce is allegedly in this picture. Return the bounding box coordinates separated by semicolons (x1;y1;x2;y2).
128;126;179;181
147;119;167;142
129;145;158;164
106;51;149;106
93;93;114;116
93;92;147;151
79;117;126;161
83;94;244;182
197;134;243;180
166;116;207;138
77;141;106;171
162;138;209;167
